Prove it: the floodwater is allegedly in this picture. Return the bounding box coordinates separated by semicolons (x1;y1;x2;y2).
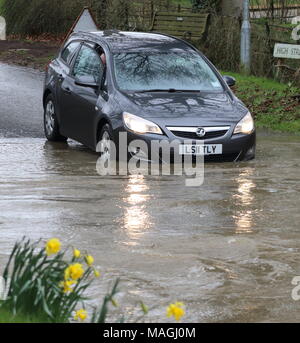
0;132;299;322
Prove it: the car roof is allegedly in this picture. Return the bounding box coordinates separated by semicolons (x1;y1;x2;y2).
70;30;196;53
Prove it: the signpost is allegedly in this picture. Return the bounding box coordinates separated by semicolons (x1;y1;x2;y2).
241;0;251;74
274;43;300;59
273;43;300;79
0;16;6;40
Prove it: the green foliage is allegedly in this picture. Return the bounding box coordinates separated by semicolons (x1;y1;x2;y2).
171;0;192;7
190;0;220;11
1;237;93;322
91;279;120;323
0;237;162;323
0;308;48;323
1;0;147;35
0;0;84;35
250;0;300;7
223;71;300;133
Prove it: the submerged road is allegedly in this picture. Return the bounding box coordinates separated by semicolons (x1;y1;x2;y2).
0;63;44;138
0;62;300;322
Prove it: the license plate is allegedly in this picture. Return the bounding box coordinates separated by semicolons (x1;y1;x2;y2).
179;144;223;155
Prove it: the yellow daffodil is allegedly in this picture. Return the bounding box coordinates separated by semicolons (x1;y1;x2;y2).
45;238;61;256
64;263;84;281
94;269;100;278
85;255;94;266
74;309;87;322
111;298;118;308
166;302;185;321
59;280;76;293
73;248;81;259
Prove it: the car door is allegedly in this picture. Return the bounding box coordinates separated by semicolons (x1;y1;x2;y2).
54;40;81;118
59;43;104;147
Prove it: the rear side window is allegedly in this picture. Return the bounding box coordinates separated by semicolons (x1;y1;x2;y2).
61;42;80;65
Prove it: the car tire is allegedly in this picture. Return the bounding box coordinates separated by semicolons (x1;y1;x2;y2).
44;94;67;142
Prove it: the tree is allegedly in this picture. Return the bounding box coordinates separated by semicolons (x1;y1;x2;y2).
1;0;83;35
191;0;221;12
221;0;243;17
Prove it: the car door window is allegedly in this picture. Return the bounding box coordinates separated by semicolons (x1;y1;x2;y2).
61;41;80;65
72;45;103;84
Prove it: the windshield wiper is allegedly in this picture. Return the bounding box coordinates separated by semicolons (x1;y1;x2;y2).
135;89;201;93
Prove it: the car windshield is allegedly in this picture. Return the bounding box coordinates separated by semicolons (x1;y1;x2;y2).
113;51;223;92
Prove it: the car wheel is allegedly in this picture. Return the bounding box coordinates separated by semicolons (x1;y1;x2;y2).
98;124;115;160
44;94;67;142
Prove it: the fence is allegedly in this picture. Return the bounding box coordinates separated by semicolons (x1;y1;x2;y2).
250;4;300;20
202;14;299;85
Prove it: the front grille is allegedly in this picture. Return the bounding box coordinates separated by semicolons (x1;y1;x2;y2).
170;130;228;140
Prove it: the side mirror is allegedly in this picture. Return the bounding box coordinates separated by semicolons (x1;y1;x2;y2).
223;75;236;87
75;75;99;88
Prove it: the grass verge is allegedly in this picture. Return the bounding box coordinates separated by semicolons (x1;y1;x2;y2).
0;39;59;71
223;72;300;134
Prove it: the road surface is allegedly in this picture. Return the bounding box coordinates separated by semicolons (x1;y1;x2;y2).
0;62;300;322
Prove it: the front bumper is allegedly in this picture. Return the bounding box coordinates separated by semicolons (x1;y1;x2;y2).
113;126;256;163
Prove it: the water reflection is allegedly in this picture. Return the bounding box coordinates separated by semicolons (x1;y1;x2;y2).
233;168;256;234
122;175;152;243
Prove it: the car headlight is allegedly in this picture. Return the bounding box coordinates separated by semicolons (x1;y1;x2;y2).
123;112;163;135
233;112;255;135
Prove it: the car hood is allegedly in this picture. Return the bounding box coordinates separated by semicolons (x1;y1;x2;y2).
120;91;248;126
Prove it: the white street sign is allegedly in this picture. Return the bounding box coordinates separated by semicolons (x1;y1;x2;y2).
273;43;300;59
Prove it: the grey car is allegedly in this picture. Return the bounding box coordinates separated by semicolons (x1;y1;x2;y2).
43;30;256;162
